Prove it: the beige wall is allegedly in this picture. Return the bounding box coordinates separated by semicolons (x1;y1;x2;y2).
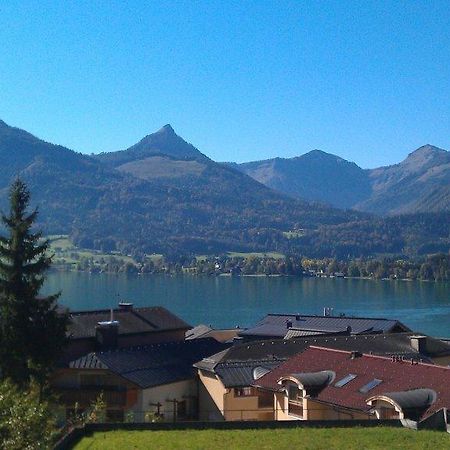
198;370;226;421
197;371;274;421
139;379;197;421
273;392;374;422
224;388;273;421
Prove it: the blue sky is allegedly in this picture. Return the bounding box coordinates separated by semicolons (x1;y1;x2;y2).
0;1;449;167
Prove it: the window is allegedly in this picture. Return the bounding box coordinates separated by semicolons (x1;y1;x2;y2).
334;374;357;388
359;379;382;393
234;387;253;397
288;385;301;401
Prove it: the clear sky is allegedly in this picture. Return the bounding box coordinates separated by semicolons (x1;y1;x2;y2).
0;1;449;168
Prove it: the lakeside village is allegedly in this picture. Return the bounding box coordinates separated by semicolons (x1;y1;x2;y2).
53;303;450;430
49;235;450;282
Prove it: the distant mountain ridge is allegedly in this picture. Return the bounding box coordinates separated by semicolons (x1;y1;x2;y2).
233;144;450;215
0;118;448;258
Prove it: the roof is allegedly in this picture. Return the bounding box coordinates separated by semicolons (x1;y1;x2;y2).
254;346;450;421
213;360;283;388
281;371;335;389
185;324;213;339
239;313;410;338
369;389;437;419
68;306;191;339
186;325;240;343
69;338;228;388
200;332;446;367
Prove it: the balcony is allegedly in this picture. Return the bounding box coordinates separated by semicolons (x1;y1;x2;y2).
58;387;127;407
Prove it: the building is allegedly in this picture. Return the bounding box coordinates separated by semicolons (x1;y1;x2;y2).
53;338;228;422
238;313;411;341
194;332;450;421
253;346;450;427
64;303;191;361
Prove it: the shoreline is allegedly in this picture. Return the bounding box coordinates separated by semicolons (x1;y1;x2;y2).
48;267;448;283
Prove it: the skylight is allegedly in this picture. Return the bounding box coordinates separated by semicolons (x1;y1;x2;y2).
359;379;382;393
334;374;357;388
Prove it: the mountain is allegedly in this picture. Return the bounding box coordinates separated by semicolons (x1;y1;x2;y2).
356;145;450;215
234;150;371;209
232;145;450;215
0;119;447;258
0;119;367;256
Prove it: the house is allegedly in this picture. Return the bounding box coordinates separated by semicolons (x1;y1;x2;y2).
253;346;450;427
194;332;450;421
64;303;191;361
238;313;411;341
52;338;228;422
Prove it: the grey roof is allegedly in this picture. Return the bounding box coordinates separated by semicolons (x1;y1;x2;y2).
239;314;410;339
185;324;213;340
209;359;283;388
68;306;190;339
380;389;437;411
186;325;240;343
69;338;228;388
281;371;335;389
284;329;337;339
196;332;449;371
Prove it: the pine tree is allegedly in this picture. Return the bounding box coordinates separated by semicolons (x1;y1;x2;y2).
0;179;68;392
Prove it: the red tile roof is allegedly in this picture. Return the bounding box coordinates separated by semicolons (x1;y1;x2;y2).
254;346;450;420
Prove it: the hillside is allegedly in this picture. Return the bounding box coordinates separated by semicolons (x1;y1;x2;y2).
0;119;364;256
356;145;450;214
0;119;448;258
233;145;450;215
234;150;371;209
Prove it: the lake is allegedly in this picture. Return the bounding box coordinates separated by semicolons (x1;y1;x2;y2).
43;272;450;338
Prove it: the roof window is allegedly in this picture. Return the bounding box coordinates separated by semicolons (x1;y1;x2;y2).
334;374;357;388
359;379;382;393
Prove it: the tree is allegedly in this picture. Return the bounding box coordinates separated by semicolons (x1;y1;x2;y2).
0;380;56;450
0;179;69;392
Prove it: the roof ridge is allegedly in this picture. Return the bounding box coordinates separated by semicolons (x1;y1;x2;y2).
69;305;160;315
309;346;450;369
267;313;398;321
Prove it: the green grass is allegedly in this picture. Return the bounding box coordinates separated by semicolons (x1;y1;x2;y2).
73;427;450;450
47;235;136;267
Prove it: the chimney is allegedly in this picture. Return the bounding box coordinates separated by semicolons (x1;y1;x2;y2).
410;335;427;354
286;319;293;329
95;320;119;350
118;302;133;311
295;313;301;321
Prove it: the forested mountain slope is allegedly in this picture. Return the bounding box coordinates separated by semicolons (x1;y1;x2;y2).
0;119;448;258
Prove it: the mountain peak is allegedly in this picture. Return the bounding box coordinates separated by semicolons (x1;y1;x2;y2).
156;124;175;135
403;144;448;167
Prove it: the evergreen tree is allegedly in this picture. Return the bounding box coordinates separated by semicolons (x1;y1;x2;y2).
0;179;68;392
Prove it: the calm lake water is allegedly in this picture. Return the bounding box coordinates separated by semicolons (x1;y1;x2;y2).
43;272;450;338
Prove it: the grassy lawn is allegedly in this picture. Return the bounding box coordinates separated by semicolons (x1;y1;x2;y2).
73;427;449;450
